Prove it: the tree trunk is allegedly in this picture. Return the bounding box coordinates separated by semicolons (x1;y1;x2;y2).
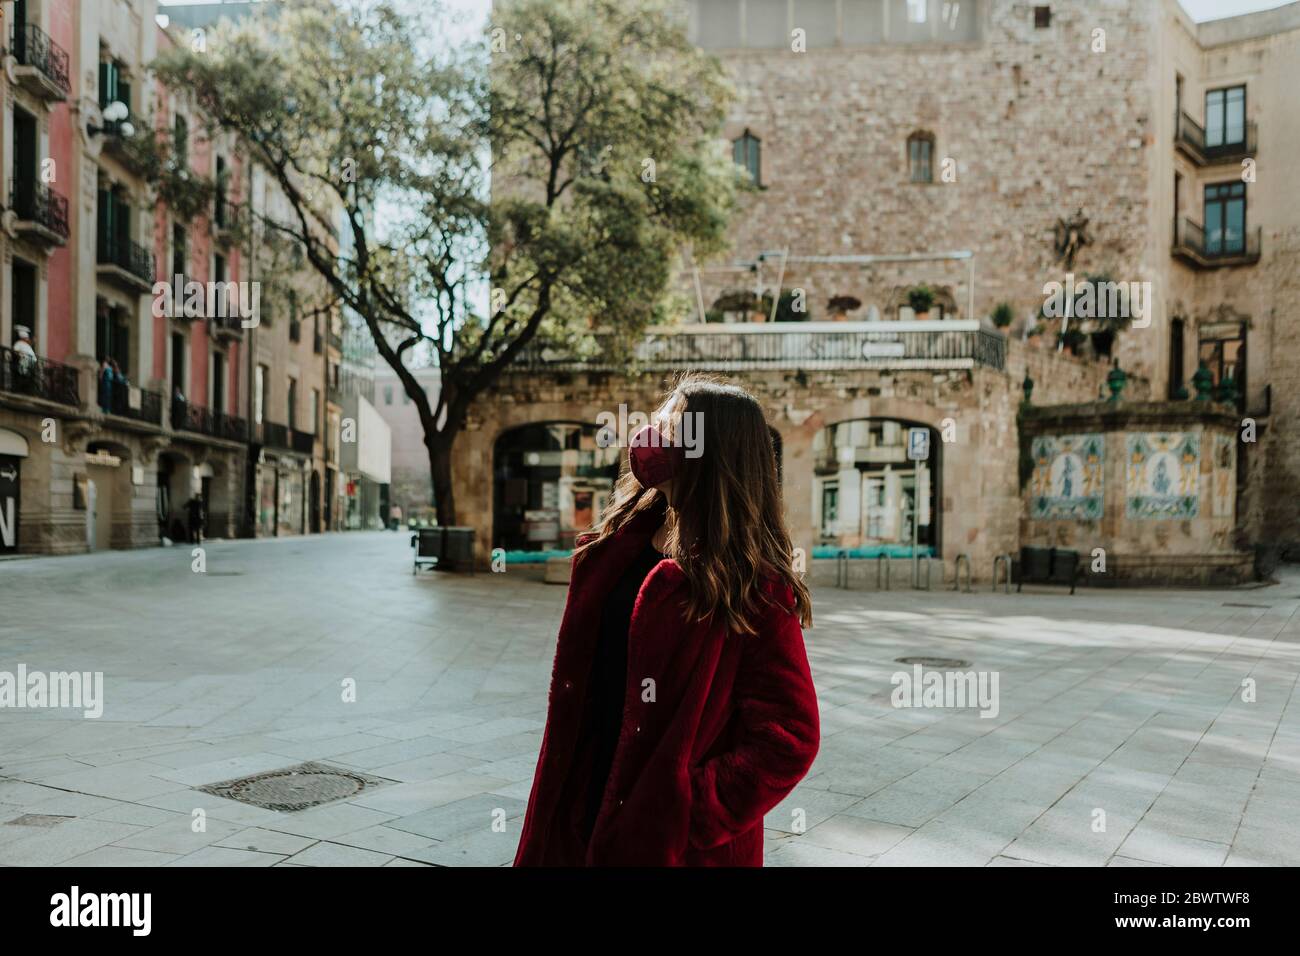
429;429;457;527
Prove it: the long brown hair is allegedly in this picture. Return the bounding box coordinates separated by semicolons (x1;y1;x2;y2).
577;374;812;635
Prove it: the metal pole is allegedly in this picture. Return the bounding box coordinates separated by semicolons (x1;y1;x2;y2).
911;475;919;588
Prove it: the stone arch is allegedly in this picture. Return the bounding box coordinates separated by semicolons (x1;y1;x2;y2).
490;418;622;553
772;395;955;561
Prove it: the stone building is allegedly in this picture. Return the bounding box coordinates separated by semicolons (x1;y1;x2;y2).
0;0;251;555
459;0;1300;583
373;361;440;525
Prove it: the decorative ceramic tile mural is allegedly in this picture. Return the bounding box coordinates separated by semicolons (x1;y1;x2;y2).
1126;432;1199;519
1212;433;1235;519
1030;433;1104;520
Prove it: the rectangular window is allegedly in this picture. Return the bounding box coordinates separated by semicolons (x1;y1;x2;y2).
173;114;189;168
909;137;933;183
310;388;320;434
384;385;394;405
212;351;226;412
1034;6;1051;28
171;333;187;397
1204;85;1245;148
287;377;298;430
1204;181;1246;255
172;223;187;278
255;363;269;424
1198;324;1246;406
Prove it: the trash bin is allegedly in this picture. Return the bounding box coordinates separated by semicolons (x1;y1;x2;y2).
440;527;476;571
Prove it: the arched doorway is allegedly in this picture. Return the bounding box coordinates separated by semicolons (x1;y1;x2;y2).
811;418;940;554
493;421;620;553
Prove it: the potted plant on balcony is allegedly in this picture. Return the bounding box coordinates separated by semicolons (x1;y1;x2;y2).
907;285;936;320
827;295;862;322
711;290;762;324
770;289;808;322
990;301;1014;334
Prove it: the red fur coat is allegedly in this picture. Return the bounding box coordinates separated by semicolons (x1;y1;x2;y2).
513;501;819;866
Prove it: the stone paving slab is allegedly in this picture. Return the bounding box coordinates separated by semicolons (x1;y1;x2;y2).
2;531;1298;866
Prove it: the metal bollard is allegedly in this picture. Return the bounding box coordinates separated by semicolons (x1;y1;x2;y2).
876;553;891;591
952;553;973;593
836;550;849;589
917;556;932;590
992;553;1012;593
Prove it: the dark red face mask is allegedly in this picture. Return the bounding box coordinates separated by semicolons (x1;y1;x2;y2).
627;423;684;488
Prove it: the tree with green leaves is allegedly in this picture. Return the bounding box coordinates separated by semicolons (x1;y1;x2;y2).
145;0;738;526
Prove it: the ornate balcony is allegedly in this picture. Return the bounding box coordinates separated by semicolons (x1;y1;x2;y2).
9;176;70;246
257;420;290;450
97;232;156;292
209;313;246;342
291;428;315;454
516;320;1007;373
1175;110;1257;166
1172;217;1261;269
171;398;247;442
10;23;71;101
0;345;79;407
105;379;163;425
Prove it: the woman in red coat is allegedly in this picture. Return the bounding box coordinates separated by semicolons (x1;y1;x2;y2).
514;376;819;866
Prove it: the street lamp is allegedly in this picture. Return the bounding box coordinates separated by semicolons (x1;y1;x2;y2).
87;100;135;140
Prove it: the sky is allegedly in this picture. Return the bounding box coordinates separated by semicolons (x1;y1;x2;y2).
156;0;1297;25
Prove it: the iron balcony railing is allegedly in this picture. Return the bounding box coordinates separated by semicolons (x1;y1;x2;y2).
0;344;79;406
97;232;156;285
1175;110;1257;164
258;420;290;449
1173;217;1262;266
11;23;71;97
9;176;70;240
291;428;315;454
171;398;248;442
515;320;1007;372
107;379;163;425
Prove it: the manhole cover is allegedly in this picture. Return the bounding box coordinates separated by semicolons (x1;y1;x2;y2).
197;762;391;812
895;656;971;669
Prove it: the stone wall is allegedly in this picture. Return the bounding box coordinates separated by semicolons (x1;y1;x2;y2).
1020;400;1252;586
462;343;1110;580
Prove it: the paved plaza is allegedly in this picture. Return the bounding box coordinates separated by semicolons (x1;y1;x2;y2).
1;532;1298;867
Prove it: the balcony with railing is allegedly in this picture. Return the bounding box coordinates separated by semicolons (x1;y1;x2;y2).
104;379;163;425
171;398;248;442
291;428;316;454
0;345;79;407
1175;111;1257;165
257;420;290;450
209;313;246;342
10;23;71;100
97;232;156;292
9;176;70;246
515;320;1007;373
1172;217;1261;269
214;196;242;243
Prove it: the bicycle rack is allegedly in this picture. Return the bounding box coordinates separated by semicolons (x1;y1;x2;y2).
916;555;932;590
992;553;1012;593
876;553;891;591
952;553;973;593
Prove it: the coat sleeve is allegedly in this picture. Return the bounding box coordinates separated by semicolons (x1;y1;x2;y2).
687;608;820;850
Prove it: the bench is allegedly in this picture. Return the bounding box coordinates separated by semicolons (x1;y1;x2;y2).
1015;546;1081;594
